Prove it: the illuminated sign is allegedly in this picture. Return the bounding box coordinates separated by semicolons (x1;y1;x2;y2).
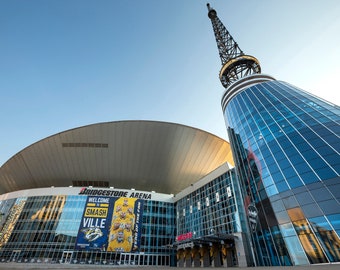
176;232;193;242
79;188;152;200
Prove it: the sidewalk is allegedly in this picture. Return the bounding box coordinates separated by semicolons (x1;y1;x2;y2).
0;262;339;270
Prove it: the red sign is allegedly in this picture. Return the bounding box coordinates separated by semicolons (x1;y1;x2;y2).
176;232;193;242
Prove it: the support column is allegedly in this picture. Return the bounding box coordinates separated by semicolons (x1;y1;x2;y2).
177;249;185;267
211;243;222;267
221;240;236;267
192;246;201;267
184;248;192;267
199;245;210;267
221;244;228;267
234;232;252;267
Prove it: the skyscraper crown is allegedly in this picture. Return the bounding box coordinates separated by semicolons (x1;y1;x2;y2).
207;3;261;88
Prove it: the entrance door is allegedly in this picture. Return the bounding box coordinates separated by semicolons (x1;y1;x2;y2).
61;251;73;264
10;250;21;262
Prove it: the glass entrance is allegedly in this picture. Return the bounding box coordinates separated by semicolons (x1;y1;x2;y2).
10;250;21;262
61;251;73;264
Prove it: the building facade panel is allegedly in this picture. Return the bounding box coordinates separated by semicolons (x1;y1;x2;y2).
0;188;176;266
174;168;253;267
223;76;340;266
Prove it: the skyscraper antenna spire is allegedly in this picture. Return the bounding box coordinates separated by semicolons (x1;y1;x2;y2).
207;3;261;88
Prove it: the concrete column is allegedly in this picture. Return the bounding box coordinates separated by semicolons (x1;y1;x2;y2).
211;243;222;267
184;248;192;267
221;245;228;267
233;232;252;267
192;246;201;267
177;249;185;267
199;245;210;267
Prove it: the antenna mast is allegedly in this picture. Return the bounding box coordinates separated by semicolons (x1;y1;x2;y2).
207;3;261;88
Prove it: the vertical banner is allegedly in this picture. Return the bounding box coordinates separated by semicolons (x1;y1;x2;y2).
75;196;114;250
0;198;26;248
75;196;144;252
107;198;143;252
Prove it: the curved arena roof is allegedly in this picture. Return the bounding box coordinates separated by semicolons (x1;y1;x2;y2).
0;121;234;195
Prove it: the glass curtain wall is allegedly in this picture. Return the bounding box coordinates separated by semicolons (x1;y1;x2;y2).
0;195;176;266
141;200;176;266
175;170;244;267
176;170;239;239
0;195;85;263
224;79;340;266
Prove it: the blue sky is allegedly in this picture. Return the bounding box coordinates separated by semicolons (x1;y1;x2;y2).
1;0;340;166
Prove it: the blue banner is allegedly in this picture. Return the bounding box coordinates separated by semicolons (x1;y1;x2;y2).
75;196;144;252
75;196;114;251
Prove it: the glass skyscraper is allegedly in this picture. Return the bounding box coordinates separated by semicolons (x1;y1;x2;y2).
208;3;340;266
224;75;340;266
208;4;340;266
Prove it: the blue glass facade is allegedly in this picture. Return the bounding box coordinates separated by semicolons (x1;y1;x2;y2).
174;168;254;267
176;170;239;238
223;75;340;266
0;194;176;266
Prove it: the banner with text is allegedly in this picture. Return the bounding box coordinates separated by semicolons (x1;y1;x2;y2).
75;196;143;252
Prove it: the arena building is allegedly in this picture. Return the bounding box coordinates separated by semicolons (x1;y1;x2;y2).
1;3;340;268
0;120;243;267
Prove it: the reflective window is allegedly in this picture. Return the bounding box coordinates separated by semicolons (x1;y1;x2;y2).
276;181;289;193
309;216;340;262
301;204;323;218
299;171;319;185
318;200;340;215
282;196;299;209
310;188;333;202
327;213;340;231
280;223;296;237
295;192;314;205
328;183;340;200
225;80;340;266
176;170;239;238
287;208;328;264
283;235;309;265
0;195;176;265
315;167;337;180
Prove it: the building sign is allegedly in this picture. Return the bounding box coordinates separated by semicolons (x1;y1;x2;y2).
176;232;193;242
79;187;152;200
75;196;143;252
177;242;194;249
247;203;258;232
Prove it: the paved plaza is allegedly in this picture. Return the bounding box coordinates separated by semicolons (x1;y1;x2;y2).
0;262;339;270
